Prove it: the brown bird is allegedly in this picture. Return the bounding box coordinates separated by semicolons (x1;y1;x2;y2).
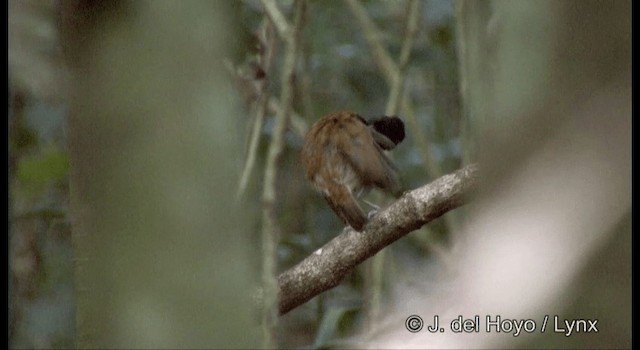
301;111;405;231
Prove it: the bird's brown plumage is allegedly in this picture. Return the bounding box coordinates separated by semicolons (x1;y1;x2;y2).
301;111;401;231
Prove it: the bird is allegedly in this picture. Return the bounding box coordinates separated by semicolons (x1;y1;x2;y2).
301;110;405;231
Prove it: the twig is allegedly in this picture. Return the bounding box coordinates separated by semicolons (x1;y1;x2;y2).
261;0;291;39
454;0;473;165
345;0;398;81
278;164;479;315
236;96;268;200
372;0;422;330
267;97;308;137
346;0;441;179
237;20;275;200
385;0;421;116
223;64;307;139
259;0;306;346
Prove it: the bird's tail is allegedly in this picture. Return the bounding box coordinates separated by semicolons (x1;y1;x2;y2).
324;185;367;231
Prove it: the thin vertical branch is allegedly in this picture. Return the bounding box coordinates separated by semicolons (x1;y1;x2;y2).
259;0;306;348
236;91;268;199
345;0;398;81
236;20;276;200
454;0;473;166
269;97;308;136
370;0;422;332
262;0;292;38
385;0;420;116
346;0;442;179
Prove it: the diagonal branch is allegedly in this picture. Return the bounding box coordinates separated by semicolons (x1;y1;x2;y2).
385;0;421;116
278;164;479;315
345;0;398;81
261;0;291;38
346;0;441;179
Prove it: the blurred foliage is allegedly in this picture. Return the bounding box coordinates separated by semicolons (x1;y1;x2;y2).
9;0;74;345
11;124;39;153
16;144;69;195
9;92;74;348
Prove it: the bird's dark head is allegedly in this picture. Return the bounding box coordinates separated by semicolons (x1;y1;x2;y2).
368;115;406;149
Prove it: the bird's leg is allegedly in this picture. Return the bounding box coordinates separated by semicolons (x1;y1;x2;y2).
362;199;380;219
